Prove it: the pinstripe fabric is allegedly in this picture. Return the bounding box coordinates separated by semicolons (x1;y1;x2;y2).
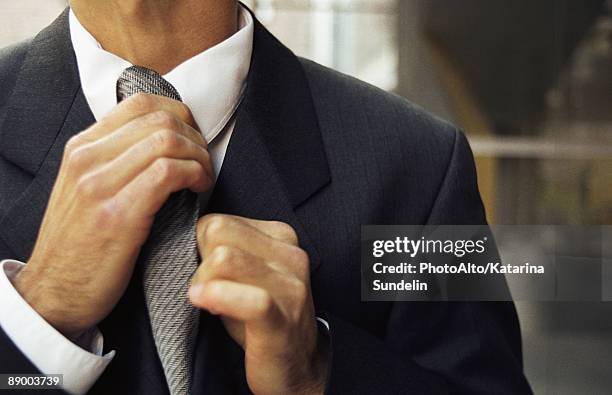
117;66;199;395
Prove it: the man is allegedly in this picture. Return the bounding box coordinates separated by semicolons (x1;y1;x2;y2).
0;1;531;394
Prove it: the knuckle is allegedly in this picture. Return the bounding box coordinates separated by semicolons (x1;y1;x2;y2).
151;158;175;184
203;215;229;238
150;110;180;130
64;134;81;155
177;103;194;123
254;290;274;318
208;246;244;278
64;132;93;162
210;245;233;266
287;246;309;268
273;221;298;244
284;228;299;245
94;199;123;229
152;129;181;153
64;145;91;173
75;174;101;199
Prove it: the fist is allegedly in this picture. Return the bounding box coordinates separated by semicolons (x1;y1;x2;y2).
189;214;329;394
14;94;213;338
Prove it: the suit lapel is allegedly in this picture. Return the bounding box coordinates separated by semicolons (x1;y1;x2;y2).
206;110;325;271
0;9;95;260
206;18;331;272
194;19;331;392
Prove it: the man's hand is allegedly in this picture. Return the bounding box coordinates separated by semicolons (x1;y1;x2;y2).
13;93;213;339
189;214;329;395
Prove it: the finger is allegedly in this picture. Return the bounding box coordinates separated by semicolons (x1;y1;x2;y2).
207;215;299;245
67;111;207;172
72;93;199;146
89;110;206;164
189;280;282;333
193;245;297;287
78;130;213;198
197;215;308;271
112;158;210;220
109;110;206;148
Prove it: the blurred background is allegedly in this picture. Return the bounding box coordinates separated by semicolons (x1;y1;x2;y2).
1;0;611;393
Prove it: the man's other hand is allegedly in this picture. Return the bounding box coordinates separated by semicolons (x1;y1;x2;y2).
190;214;329;395
13;93;213;339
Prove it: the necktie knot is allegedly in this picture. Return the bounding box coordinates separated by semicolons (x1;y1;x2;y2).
116;65;182;103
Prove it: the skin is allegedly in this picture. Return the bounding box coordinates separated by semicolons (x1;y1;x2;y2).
13;1;328;394
69;0;239;74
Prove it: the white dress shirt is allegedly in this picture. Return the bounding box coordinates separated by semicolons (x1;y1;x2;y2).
0;6;254;395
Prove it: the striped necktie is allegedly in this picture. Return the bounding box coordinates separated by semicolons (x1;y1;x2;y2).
117;65;200;395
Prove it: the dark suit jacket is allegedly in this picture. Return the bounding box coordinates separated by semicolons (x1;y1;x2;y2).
0;9;531;395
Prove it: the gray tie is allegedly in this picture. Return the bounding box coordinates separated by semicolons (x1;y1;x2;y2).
117;66;199;395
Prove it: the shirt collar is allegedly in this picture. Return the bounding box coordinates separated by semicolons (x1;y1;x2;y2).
68;6;253;143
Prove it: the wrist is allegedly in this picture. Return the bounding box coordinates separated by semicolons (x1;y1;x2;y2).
12;264;86;340
299;324;330;395
314;326;331;393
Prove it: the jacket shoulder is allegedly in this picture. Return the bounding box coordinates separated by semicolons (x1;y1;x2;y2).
299;58;458;150
299;58;460;174
298;58;482;224
0;39;30;113
0;39;30;76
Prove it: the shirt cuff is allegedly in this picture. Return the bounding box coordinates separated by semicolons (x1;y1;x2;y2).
316;316;330;331
0;260;115;395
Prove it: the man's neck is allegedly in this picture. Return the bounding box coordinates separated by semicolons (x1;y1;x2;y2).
69;0;239;74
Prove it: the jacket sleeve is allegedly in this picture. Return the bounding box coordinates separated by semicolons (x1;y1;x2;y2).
0;238;66;393
322;130;532;394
